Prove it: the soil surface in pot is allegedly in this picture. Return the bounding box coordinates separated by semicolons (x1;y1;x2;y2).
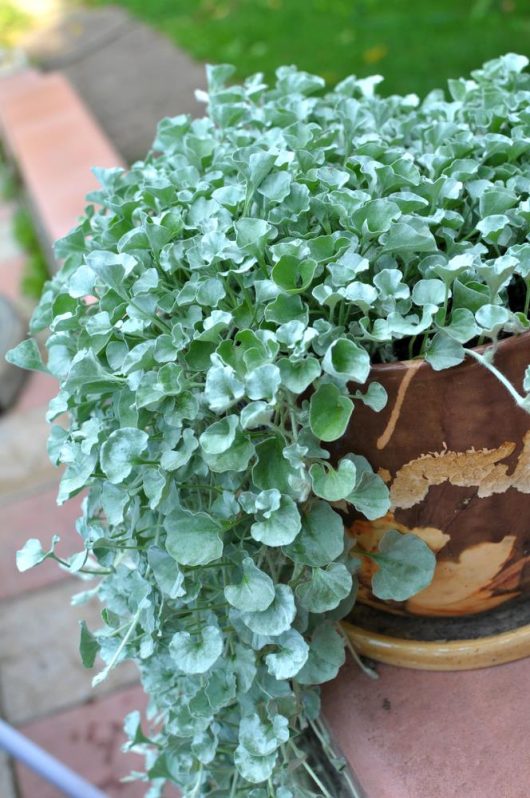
348;595;530;641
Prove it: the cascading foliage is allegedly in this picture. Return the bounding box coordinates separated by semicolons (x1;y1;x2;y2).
9;52;530;797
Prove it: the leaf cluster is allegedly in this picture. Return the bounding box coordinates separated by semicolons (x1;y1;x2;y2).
9;53;530;796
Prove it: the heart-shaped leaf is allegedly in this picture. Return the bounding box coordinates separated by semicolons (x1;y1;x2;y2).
309;383;354;442
370;530;436;601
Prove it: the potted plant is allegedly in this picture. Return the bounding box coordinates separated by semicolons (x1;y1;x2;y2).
8;52;530;795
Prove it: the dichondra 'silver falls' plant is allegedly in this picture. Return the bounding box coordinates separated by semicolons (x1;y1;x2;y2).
9;52;530;796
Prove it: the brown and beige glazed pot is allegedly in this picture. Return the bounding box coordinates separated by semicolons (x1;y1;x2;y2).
333;332;530;668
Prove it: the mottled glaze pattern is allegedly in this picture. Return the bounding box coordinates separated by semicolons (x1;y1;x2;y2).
330;333;530;617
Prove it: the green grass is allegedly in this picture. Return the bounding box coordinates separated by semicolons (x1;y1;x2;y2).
0;159;18;202
1;145;49;302
12;208;49;301
93;0;530;97
0;1;31;46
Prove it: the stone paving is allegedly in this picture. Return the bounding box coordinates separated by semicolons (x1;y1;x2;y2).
23;6;207;163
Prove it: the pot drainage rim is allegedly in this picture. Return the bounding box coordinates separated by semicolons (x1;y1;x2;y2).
343;599;530;670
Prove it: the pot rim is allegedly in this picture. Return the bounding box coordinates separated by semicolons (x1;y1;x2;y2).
368;329;530;381
342;619;530;670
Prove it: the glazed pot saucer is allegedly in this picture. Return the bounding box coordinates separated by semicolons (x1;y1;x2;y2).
343;599;530;670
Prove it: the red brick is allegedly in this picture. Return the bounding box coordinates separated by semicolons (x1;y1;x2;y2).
0;486;83;600
16;685;150;798
322;653;530;798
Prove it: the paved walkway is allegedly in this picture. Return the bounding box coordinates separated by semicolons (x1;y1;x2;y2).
23;6;206;163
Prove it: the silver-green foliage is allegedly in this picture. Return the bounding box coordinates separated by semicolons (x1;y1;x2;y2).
9;52;530;796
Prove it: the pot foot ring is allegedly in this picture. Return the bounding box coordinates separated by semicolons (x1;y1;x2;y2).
343;600;530;670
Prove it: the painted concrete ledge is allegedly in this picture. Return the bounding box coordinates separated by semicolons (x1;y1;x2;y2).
22;6;206;164
323;652;530;798
0;68;124;262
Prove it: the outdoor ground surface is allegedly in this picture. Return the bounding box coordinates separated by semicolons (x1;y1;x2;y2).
92;0;530;97
0;196;148;798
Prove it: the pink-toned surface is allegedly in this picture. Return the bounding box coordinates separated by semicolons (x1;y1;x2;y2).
0;70;124;244
0;254;26;304
0;486;83;600
15;371;58;413
323;653;530;798
16;685;149;798
0;70;154;798
0;199;26;303
0;70;42;112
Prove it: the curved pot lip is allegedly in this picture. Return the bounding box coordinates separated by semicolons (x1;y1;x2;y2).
368;330;530;381
342;619;530;671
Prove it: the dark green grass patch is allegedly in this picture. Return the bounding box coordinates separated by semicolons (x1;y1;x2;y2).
93;0;530;97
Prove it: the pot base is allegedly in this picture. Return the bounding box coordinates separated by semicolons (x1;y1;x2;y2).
343;600;530;670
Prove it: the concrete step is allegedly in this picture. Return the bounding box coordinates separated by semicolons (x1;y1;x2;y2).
323;652;530;798
0;69;124;261
23;6;206;163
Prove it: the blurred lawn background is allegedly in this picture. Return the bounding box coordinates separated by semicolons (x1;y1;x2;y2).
91;0;530;96
0;2;31;46
2;0;530;96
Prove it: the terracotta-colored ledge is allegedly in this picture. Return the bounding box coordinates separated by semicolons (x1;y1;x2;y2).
0;69;125;254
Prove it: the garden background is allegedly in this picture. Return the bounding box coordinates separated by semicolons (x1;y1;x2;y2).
4;0;530;99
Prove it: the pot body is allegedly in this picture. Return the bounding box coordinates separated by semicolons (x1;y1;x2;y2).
331;333;530;617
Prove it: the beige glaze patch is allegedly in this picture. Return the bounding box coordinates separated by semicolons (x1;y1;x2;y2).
407;535;517;615
376;360;423;450
350;514;524;616
390;430;530;510
377;467;392;484
351;513;452;612
351;512;450;554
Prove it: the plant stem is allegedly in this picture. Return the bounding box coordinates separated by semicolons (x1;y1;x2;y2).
288;740;333;798
52;553;113;576
308;717;329;751
311;717;365;798
189;766;203;798
229;770;239;797
78;567;114;576
92;606;142;686
464;346;528;409
337;624;379;680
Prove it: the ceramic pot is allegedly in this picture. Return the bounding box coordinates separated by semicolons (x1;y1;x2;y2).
331;332;530;619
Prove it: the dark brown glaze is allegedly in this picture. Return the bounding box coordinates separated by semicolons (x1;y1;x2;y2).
330;333;530;617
